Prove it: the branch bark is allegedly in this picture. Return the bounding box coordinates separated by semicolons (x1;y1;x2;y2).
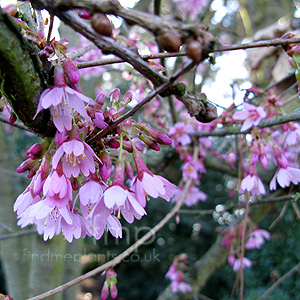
0;8;55;137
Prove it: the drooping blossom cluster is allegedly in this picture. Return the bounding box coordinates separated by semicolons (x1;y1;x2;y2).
222;224;271;272
14;60;176;242
101;268;118;300
165;254;192;294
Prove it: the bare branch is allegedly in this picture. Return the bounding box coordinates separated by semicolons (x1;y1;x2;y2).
192;110;300;138
256;262;300;300
26;178;193;300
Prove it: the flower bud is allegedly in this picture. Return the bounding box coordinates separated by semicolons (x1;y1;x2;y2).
106;138;120;149
75;9;92;20
155;28;182;53
27;161;41;178
27;143;44;157
125;161;134;180
9;111;17;125
185;39;203;63
54;66;66;87
138;134;160;151
91;13;113;37
4;4;17;16
63;58;80;84
17;158;36;173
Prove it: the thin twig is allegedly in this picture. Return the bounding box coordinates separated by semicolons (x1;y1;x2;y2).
75;37;300;69
26;178;193;300
67;43;96;60
87;60;195;144
256;262;300;300
178;194;294;216
46;15;54;45
76;51;185;69
0;229;37;241
269;201;288;230
192;110;300;138
0;114;31;131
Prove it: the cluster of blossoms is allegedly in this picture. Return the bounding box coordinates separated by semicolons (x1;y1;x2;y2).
165;254;192;294
100;268;118;300
222;224;271;272
14;59;176;242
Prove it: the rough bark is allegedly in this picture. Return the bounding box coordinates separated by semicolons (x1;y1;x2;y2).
0;8;55;137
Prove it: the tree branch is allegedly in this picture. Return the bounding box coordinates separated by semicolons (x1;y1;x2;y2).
26;177;193;300
0;8;55;137
256;262;300;300
192;110;300;138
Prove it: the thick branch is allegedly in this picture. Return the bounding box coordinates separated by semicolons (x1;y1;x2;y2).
28;1;217;122
0;8;55;137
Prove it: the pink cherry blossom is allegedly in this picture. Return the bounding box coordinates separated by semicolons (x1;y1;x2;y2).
33;66;94;132
78;177;104;206
168;122;194;147
43;169;73;208
232;102;266;132
245;229;271;249
103;161;146;223
270;166;300;190
172;186;207;206
240;166;265;196
132;151;176;207
233;257;252;272
52;137;98;178
182;159;205;181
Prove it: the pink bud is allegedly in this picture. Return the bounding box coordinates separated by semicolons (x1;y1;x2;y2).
122;140;134;153
95;93;105;110
126;161;134;179
110;88;121;103
101;282;109;300
27;143;44;157
139;134;160;151
17;158;36;173
9;111;17;125
27;161;41;178
75;9;92;20
99;151;112;181
120;92;132;105
63;58;80;84
106;138;120;149
110;283;118;299
54;66;66;87
4;4;17;16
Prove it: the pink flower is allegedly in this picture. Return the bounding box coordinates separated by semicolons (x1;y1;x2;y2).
168;122;194;147
93;111;108;129
240;166;265;196
245;229;271;249
43;168;73;208
233;257;252;272
52;136;98;178
90;198;122;239
270;166;300;190
78;176;104;206
171;281;192;294
182;159;205;181
103;161;146;223
172;186;207;206
232;102;266;132
34;66;94;132
132;151;176;207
